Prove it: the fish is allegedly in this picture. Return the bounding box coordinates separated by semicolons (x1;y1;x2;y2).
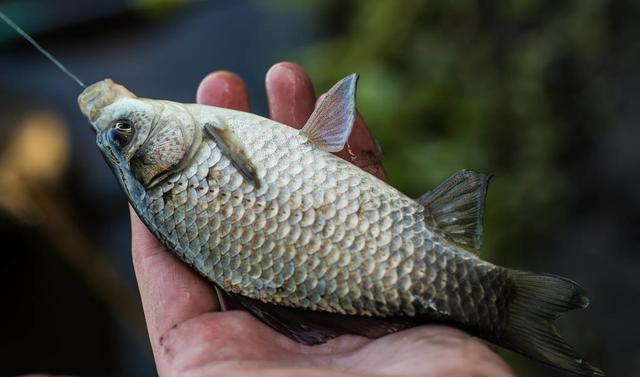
78;75;603;376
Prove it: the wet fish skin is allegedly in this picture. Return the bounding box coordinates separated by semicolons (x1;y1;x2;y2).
81;80;506;324
148;114;507;327
78;77;602;376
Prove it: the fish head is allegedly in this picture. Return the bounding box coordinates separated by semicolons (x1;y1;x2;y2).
78;79;199;201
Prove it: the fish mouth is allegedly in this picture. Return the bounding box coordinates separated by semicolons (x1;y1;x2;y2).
78;79;136;132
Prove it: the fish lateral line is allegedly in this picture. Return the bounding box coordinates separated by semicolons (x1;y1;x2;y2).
0;10;86;88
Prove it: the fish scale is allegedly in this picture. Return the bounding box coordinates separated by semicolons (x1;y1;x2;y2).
129;105;503;327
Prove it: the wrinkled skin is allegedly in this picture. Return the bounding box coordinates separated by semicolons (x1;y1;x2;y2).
127;63;515;377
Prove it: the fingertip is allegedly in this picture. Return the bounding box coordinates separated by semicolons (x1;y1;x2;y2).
197;70;250;111
265;61;307;84
265;61;316;128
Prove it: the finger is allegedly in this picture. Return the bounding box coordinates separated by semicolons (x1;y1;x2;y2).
197;71;250;111
265;61;316;128
337;326;514;377
130;207;219;358
334;112;387;181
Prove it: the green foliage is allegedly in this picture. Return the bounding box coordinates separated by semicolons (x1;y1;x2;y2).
295;0;607;261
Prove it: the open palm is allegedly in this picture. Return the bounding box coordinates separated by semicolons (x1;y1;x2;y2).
130;62;514;377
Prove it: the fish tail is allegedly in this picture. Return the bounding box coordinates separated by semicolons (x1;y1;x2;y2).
500;270;603;376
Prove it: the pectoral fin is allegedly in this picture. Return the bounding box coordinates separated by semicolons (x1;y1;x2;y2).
204;121;260;188
418;169;491;254
301;74;358;152
229;293;413;345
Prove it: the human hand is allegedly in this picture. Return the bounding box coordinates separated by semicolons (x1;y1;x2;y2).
130;62;515;377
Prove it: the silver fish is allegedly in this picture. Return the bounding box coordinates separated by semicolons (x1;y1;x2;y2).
79;75;602;376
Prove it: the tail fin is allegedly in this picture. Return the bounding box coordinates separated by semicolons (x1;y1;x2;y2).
502;270;604;376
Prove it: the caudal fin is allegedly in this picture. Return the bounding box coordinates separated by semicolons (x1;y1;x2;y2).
502;270;604;376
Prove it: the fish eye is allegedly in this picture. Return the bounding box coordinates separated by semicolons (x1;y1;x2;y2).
115;120;132;132
109;119;134;147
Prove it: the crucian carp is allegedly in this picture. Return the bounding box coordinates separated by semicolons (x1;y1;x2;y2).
78;76;603;376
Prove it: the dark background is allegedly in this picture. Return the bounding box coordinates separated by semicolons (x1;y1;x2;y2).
0;0;638;376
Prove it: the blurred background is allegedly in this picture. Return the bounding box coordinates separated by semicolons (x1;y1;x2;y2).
0;0;638;375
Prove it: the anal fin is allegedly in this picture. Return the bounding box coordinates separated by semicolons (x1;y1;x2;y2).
228;293;414;345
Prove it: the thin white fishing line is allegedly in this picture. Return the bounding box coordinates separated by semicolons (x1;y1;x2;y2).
0;10;86;88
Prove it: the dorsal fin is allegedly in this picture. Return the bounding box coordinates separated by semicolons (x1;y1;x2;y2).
301;74;358;152
204;120;261;188
418;170;491;254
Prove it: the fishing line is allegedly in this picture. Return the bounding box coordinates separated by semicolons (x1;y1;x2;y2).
0;10;86;88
